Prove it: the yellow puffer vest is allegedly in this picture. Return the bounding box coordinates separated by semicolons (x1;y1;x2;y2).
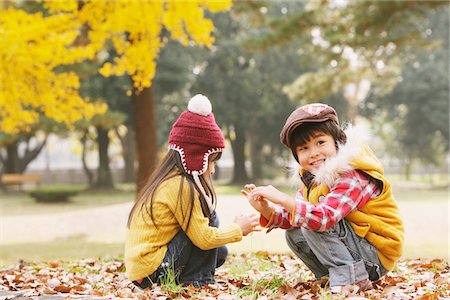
304;145;404;271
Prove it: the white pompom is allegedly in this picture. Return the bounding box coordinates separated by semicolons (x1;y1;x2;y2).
188;94;212;116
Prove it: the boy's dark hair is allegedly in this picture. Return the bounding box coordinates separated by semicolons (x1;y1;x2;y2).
289;120;347;162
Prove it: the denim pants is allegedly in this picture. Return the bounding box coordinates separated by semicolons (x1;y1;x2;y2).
133;210;227;288
285;219;387;287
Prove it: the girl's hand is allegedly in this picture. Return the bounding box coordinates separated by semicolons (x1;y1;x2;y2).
234;213;261;236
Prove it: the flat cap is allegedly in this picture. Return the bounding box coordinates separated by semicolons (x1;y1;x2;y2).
280;103;339;147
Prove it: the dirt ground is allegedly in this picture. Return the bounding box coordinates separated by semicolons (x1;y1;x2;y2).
1;195;448;260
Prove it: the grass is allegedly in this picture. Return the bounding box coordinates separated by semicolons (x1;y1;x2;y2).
159;264;187;296
391;186;448;202
236;275;286;299
403;242;450;260
0;184;134;216
0;236;124;269
388;173;449;187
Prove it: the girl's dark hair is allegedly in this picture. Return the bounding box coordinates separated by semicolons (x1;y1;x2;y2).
127;149;221;230
289;120;347;154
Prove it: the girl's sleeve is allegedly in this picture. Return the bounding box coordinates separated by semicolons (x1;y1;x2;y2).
171;180;242;250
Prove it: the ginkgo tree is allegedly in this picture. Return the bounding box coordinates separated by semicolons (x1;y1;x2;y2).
0;4;108;177
1;1;231;191
0;6;106;135
44;0;232;191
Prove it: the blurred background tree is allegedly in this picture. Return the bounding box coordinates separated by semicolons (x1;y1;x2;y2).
0;1;106;180
192;4;302;183
0;3;106;135
247;0;448;121
362;7;449;180
0;0;448;191
0;0;232;193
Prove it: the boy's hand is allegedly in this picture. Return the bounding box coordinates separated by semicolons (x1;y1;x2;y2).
241;184;273;220
249;185;285;205
241;189;269;212
233;213;261;236
250;185;295;212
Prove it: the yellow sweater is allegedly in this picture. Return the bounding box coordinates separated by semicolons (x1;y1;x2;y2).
125;175;242;281
306;146;404;271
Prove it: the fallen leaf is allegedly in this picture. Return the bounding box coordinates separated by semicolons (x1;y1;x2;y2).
43;288;58;294
54;285;72;293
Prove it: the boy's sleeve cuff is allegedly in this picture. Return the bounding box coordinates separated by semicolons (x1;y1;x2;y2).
259;212;275;228
289;206;296;223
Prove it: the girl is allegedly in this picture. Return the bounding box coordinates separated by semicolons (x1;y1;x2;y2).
126;94;260;288
243;103;403;295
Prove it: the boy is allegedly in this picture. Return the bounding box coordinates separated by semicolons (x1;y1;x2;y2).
243;103;403;294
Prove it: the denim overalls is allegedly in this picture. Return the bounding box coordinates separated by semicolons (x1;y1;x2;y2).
133;210;227;288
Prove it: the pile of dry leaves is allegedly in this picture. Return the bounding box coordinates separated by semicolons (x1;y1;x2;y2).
1;252;448;299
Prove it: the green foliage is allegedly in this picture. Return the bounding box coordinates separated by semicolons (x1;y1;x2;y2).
247;1;449;103
78;60;131;128
363;7;449;168
153;41;204;147
29;188;81;203
192;7;304;179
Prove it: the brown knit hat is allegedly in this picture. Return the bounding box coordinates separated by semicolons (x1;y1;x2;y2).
280;103;339;148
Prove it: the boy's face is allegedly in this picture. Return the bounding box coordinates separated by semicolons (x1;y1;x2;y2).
295;132;337;173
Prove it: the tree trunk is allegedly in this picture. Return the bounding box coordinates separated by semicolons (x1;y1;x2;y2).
250;139;263;180
404;156;412;181
20;136;47;173
133;85;157;193
81;129;94;186
94;126;114;189
346;103;358;124
115;126;136;183
5;142;20;173
228;124;249;184
2;137;46;174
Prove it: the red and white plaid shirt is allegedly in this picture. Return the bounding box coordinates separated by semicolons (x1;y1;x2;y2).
261;170;381;232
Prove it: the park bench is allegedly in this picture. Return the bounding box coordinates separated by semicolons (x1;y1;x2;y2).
1;173;42;190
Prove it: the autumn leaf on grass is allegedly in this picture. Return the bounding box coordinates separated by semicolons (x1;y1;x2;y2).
1;255;450;299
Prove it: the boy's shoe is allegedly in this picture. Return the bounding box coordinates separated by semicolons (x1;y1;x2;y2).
329;278;373;296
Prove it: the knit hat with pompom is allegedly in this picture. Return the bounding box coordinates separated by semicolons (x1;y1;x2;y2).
168;94;225;207
168;94;225;175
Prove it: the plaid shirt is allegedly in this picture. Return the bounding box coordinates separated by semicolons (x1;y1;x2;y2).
261;170;381;232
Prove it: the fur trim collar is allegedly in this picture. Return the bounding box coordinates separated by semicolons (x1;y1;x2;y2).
288;124;371;188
